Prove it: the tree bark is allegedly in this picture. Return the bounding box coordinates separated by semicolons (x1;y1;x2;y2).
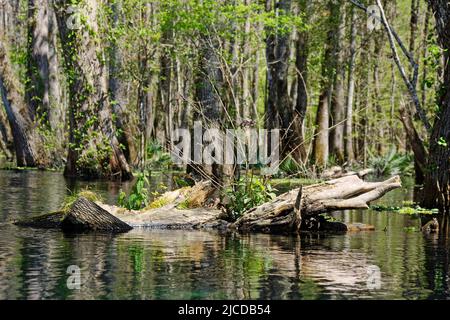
54;0;132;180
345;6;357;162
265;0;294;159
423;0;450;213
0;106;13;161
109;0;137;165
312;0;340;168
330;2;346;163
188;38;224;187
0;38;48;167
27;0;65;165
61;197;133;232
293;0;310;162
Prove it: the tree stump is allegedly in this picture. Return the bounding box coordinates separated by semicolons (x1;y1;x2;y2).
61;197;132;233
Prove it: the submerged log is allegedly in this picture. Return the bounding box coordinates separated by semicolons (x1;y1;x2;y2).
14;211;64;229
61;197;133;232
15;197;132;233
14;175;401;234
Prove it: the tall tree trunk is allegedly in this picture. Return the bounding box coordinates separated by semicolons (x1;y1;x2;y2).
188;39;224;187
265;0;296;159
423;0;450;212
27;0;65;165
329;1;346;163
0;39;48;167
292;0;309;163
345;6;357;162
312;0;339;168
372;31;384;155
109;0;137;165
54;0;132;180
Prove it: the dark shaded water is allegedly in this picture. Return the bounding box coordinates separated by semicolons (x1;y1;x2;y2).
0;170;449;299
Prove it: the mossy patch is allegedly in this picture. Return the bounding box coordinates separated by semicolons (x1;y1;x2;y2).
61;190;103;213
147;196;171;209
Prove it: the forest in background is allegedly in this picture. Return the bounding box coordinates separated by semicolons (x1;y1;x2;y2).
0;0;449;213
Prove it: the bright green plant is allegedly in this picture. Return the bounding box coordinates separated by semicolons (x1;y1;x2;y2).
118;171;150;210
224;176;277;221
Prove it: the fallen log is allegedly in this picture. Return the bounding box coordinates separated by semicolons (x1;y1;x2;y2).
61;197;133;232
15;197;132;233
321;166;374;180
14;175;401;234
234;175;402;232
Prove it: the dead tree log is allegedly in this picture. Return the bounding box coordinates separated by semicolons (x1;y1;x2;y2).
61;197;132;232
15;197;132;233
15;176;401;234
234;175;401;232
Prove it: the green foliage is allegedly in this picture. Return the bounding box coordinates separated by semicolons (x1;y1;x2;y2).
224;176;277;221
145;141;173;170
370;203;439;215
75;136;113;177
369;148;413;176
118;171;150;210
437;137;448;147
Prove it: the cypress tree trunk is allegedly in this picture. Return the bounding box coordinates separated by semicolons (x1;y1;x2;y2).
313;0;339;168
109;0;137;165
329;2;346;163
345;6;357;163
0;39;48;167
423;0;450;213
188;39;224;187
27;0;65;165
293;0;310;162
54;0;132;180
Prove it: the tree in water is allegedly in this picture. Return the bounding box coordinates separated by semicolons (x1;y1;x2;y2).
423;0;450;213
53;0;132;180
0;37;49;167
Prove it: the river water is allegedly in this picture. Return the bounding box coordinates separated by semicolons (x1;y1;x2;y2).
0;170;448;299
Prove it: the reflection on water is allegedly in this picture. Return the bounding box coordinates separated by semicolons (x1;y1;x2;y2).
0;170;449;300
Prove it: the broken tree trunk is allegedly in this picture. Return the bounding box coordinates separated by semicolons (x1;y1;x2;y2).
15;197;132;233
61;197;133;232
234;175;402;233
14;175;401;234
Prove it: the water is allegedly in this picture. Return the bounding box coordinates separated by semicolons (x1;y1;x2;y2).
0;170;449;300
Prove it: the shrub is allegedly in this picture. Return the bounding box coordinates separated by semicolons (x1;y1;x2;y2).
145;141;173;170
224;176;277;221
118;171;150;210
369;148;413;176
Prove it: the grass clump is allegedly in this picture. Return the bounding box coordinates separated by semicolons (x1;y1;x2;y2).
61;189;103;213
